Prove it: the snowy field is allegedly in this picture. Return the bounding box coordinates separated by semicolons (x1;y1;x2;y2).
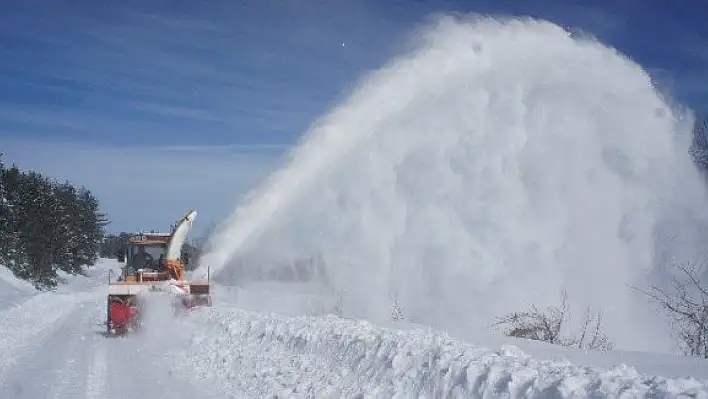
0;259;707;398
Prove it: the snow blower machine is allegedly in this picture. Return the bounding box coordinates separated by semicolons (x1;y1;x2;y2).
105;209;212;336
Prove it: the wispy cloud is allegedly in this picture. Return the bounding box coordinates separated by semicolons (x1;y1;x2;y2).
0;1;408;232
0;2;401;148
1;138;284;235
2;0;707;235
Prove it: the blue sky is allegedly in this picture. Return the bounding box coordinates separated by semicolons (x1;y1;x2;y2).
1;0;707;235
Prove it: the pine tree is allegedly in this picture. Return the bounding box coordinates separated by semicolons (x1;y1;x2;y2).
71;186;108;273
100;232;130;259
14;171;58;287
691;113;708;172
0;155;10;266
52;182;78;275
0;159;110;289
0;163;21;272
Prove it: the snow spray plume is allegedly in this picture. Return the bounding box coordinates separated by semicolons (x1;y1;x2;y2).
132;292;204;356
197;15;708;352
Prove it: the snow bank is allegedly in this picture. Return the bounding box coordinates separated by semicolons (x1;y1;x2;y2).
0;265;36;309
178;309;708;398
0;258;121;310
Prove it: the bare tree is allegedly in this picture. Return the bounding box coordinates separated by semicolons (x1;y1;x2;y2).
390;291;404;321
634;261;708;358
332;290;344;317
492;290;613;351
574;306;614;351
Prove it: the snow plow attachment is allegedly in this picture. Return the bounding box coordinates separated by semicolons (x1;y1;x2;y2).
170;279;212;309
106;284;145;336
105;209;212;336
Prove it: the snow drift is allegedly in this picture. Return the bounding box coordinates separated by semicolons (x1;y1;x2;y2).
176;308;708;398
0;265;37;310
198;14;708;353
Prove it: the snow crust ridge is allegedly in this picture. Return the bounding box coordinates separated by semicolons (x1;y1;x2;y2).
180;309;708;398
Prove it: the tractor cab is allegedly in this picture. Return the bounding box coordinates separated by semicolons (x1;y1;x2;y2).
119;233;171;280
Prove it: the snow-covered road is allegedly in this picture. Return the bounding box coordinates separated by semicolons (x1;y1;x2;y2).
1;260;708;398
0;261;223;399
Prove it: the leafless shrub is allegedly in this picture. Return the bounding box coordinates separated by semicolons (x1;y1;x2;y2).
574;306;614;351
493;290;613;351
332;290;344;317
634;261;708;358
390;291;404;321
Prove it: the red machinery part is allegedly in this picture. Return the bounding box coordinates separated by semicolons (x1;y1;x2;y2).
109;301;134;329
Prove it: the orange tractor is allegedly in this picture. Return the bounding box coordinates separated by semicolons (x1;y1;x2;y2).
106;210;211;335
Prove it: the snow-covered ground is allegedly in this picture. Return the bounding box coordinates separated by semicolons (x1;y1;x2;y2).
0;266;36;311
210;282;708;382
175;306;708;398
2;259;707;398
0;259;224;399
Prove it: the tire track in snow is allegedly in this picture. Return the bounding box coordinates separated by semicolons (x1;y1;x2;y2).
0;294;101;398
84;333;107;399
0;291;97;394
45;303;93;399
0;269;221;399
46;301;107;399
104;333;223;399
101;297;225;399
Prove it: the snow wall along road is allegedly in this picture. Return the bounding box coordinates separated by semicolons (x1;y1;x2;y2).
197;15;708;353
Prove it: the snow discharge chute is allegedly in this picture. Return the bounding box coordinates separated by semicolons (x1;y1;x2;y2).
166;210;197;262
